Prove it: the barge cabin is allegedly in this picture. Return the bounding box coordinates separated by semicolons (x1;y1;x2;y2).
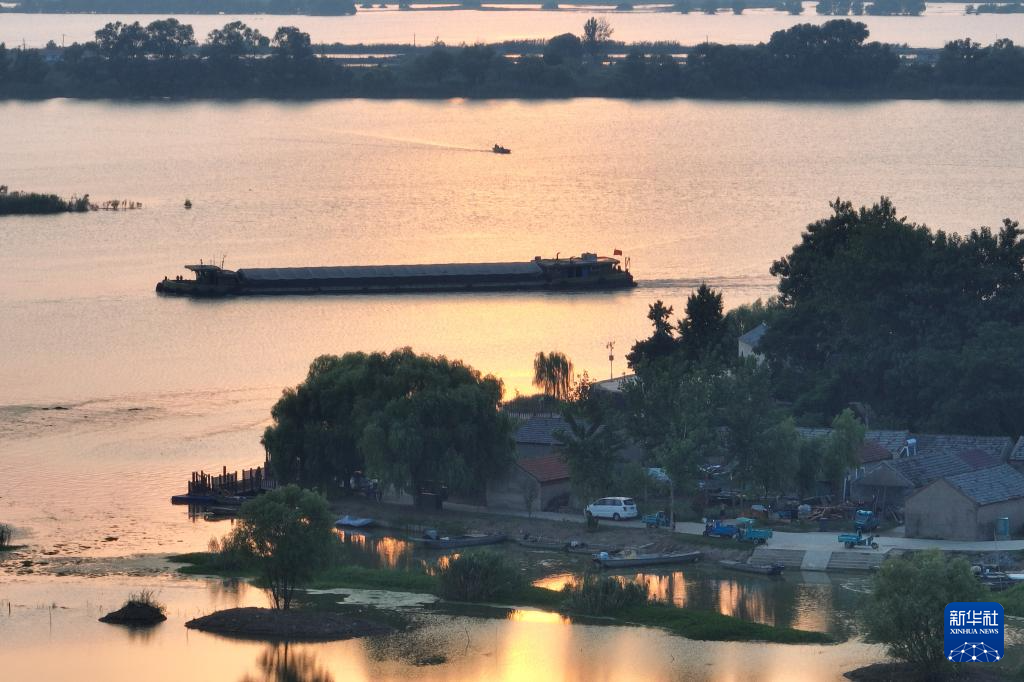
156;253;635;297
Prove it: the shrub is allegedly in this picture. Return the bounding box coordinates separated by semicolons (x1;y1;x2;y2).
126;590;166;614
0;523;11;549
437;551;525;602
863;550;984;675
562;574;649;615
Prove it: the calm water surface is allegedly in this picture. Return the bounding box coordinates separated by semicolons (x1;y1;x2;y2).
0;574;887;682
3;5;1024;48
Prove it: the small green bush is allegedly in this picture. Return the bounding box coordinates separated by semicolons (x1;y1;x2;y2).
562;574;649;615
437;551;525;602
126;590;166;614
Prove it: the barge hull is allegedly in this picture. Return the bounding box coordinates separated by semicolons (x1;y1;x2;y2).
157;254;637;298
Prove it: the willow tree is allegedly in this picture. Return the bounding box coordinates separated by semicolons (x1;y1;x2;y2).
533;351;574;402
262;348;514;496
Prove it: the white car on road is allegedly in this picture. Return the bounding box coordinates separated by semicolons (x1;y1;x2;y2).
585;497;639;521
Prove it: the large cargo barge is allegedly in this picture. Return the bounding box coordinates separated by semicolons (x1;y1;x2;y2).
156;252;635;297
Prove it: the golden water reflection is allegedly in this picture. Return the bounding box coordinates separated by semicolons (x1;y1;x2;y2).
335;530;414;570
506;608;569;625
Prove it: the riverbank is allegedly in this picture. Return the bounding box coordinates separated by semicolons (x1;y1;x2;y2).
168;552;836;643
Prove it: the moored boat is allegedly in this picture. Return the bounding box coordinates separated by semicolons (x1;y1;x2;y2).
421;532;507;549
171;493;219;505
592;551;702;569
335;515;375;528
718;559;784;576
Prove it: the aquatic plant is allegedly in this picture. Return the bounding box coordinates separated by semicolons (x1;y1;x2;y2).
561;574;649;615
437;551;525;602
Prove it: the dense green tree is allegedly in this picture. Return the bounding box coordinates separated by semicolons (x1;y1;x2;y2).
719;359;797;494
626;300;677;369
203;21;269;60
764;197;1024;434
144;18;196;59
95;21;148;60
795;434;825;497
821;409;865;496
262;349;513;496
625;357;721;523
554;411;624;503
227;485;336;610
544;33;584;66
678;283;728;365
273;26;314;61
864;551;984;675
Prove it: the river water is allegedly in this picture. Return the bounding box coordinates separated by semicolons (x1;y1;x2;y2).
3;5;1024;48
2;98;1023;679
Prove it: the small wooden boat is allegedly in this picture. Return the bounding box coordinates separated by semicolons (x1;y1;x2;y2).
565;541;622;555
422;533;507;549
718;559;784;576
492;144;511;154
593;551;702;569
203;506;239;520
515;537;567;551
171;493;218;505
335;515;374;528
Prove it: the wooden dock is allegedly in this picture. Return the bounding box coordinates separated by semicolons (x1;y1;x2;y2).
187;465;276;496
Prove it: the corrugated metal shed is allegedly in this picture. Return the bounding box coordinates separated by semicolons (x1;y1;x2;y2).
943;464;1024;506
238;262;543;281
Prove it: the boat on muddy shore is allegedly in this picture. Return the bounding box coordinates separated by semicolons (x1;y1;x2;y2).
155;252;635;298
419;532;508;549
592;550;702;569
718;559;785;576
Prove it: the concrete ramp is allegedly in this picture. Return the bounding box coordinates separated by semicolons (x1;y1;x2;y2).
800;550;833;572
828;549;890;571
748;548;806;569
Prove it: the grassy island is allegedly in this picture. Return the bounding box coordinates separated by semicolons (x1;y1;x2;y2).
0;186;92;215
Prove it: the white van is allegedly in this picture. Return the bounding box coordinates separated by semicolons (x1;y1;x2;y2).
585;497;639;521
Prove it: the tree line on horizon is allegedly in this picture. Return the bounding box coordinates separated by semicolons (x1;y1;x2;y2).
0;19;1023;98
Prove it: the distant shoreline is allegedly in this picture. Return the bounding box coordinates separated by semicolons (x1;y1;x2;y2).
1;19;1022;101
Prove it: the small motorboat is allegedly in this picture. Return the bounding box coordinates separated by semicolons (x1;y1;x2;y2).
335;515;375;528
492;144;511;154
718;559;784;576
420;531;507;549
592;550;702;569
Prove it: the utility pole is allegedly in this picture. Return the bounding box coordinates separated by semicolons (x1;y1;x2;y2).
606;340;615;380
